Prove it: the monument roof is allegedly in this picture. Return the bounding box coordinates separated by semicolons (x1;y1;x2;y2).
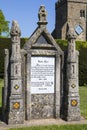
23;6;63;55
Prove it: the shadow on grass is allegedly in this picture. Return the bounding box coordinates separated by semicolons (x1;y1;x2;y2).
0;107;3;121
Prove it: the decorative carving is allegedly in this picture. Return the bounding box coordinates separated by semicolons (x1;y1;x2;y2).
16;45;18;52
37;5;48;26
14;84;19;90
71;100;78;106
67;24;76;40
15;65;18;74
38;5;47;22
13;102;20;109
71;84;76;88
10;20;21;37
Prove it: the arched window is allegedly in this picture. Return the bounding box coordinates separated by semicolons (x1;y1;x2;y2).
80;10;85;18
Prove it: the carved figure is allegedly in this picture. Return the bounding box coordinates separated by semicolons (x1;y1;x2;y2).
38;5;47;22
10;20;21;36
67;24;76;39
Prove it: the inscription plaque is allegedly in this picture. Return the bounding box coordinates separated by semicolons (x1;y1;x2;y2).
31;56;55;94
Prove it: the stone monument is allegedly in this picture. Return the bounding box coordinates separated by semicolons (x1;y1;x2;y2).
2;5;80;124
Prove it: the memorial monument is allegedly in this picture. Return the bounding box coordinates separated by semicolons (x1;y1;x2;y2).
2;5;80;124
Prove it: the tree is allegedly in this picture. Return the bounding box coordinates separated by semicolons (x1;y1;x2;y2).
0;9;9;36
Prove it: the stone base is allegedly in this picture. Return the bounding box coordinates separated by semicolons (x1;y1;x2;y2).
67;115;81;121
8;110;24;124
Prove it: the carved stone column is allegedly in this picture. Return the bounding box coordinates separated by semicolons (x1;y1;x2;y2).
8;21;24;124
2;49;9;121
65;25;81;121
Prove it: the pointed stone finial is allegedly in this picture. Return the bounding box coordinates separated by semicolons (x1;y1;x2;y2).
10;20;21;36
67;24;76;40
37;5;48;27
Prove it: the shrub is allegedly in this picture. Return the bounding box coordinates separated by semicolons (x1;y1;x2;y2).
56;39;87;86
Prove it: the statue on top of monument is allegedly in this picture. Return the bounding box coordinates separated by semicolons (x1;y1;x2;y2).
38;5;47;23
10;20;21;36
67;23;76;40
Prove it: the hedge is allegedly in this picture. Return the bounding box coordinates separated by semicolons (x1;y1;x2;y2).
56;39;87;86
0;38;87;86
0;38;27;78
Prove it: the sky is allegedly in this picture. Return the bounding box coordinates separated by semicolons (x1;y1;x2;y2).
0;0;57;37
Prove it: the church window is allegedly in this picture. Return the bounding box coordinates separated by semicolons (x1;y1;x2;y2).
80;10;85;18
75;25;83;35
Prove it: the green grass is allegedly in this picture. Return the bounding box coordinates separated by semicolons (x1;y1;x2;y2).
80;86;87;119
0;78;4;107
9;124;87;130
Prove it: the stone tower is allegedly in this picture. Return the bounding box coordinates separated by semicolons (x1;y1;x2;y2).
53;0;87;41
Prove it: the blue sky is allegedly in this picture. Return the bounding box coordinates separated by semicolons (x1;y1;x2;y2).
0;0;57;37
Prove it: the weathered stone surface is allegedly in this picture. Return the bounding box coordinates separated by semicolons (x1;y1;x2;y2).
10;20;21;36
3;20;24;124
31;94;54;119
23;6;63;121
3;5;80;125
64;25;80;121
53;0;87;41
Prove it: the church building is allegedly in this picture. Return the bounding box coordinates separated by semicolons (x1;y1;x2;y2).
52;0;87;41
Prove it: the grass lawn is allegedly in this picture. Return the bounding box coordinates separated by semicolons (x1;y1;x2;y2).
0;78;4;107
80;86;87;119
9;124;87;130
